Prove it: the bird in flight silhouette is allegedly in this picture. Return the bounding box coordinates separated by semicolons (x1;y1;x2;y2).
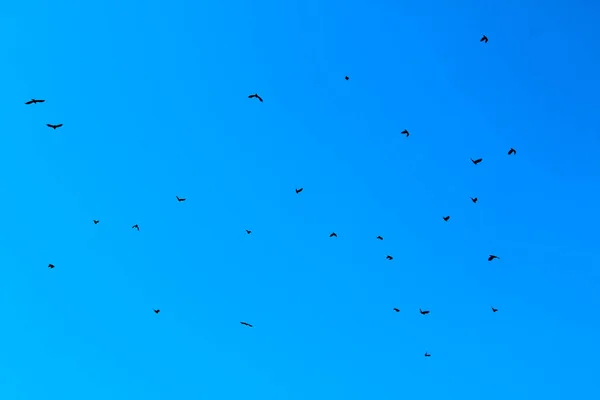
424;352;431;357
93;220;99;224
419;309;430;315
393;308;400;312
47;123;63;130
132;224;140;231
153;309;160;314
295;188;303;194
48;263;55;269
508;148;516;155
176;196;186;202
240;321;253;327
480;34;488;43
401;129;410;137
491;307;498;313
246;230;252;234
248;93;263;102
386;255;393;260
443;216;450;222
25;99;45;105
470;197;478;203
345;76;349;80
329;232;337;238
470;158;483;165
488;255;500;261
376;236;383;240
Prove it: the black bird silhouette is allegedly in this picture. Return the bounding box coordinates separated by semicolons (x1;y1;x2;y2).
295;188;303;194
419;309;430;315
240;321;253;327
153;309;160;314
424;352;431;357
443;216;450;221
248;93;263;102
386;255;393;260
25;99;45;105
480;34;488;43
470;197;478;203
491;307;498;313
93;220;99;224
246;230;252;234
488;254;500;261
508;148;516;155
329;232;337;238
401;129;410;137
176;196;186;202
393;308;400;312
132;224;140;231
48;263;55;269
47;123;63;130
376;236;383;240
471;158;483;165
345;76;349;80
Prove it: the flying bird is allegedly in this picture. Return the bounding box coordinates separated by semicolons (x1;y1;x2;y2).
345;76;349;80
248;93;263;102
470;158;483;165
419;309;430;315
329;232;337;238
246;230;252;234
491;307;498;313
488;255;500;261
480;34;488;43
401;129;410;137
386;255;393;260
240;321;253;327
93;220;99;224
393;308;400;312
25;99;45;105
132;224;140;231
47;123;63;130
295;188;303;194
153;309;160;314
424;352;431;357
376;236;383;240
176;196;186;202
443;216;450;221
470;197;478;203
508;148;516;155
48;263;55;269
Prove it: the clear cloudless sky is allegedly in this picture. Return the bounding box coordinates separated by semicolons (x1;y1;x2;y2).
0;0;599;398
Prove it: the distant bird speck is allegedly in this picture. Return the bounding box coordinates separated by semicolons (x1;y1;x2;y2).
132;224;140;231
491;307;498;313
508;148;516;155
345;76;349;80
240;321;253;327
393;308;400;312
48;263;55;269
93;220;99;224
386;255;393;260
47;123;63;130
488;255;500;261
246;230;252;234
401;129;410;137
470;158;483;165
295;188;303;194
443;216;450;222
419;309;430;315
154;309;160;314
376;236;383;240
329;232;338;238
25;99;45;105
470;197;478;203
424;352;431;357
480;35;488;43
248;93;263;102
176;196;186;202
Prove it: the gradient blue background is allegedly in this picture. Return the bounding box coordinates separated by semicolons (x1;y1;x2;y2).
1;0;599;398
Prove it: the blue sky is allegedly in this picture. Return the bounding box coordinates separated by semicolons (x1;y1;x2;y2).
1;0;599;398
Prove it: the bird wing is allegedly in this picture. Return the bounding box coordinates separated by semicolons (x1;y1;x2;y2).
56;124;63;128
38;99;45;103
257;96;263;102
25;100;34;104
46;124;54;128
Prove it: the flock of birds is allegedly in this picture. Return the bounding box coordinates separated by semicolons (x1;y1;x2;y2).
29;34;513;359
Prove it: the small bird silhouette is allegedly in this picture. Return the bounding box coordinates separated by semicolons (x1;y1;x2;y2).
248;93;263;102
48;263;55;269
480;34;488;43
153;309;160;314
25;99;45;105
401;129;410;137
470;158;483;165
240;321;253;327
424;352;431;357
176;196;186;202
329;232;337;238
491;307;498;313
345;76;349;80
419;309;430;315
386;255;393;260
93;220;99;224
508;148;516;155
47;123;63;130
488;255;500;261
443;216;450;221
246;230;252;234
393;308;400;312
132;224;140;231
295;188;303;194
376;236;383;240
470;197;478;203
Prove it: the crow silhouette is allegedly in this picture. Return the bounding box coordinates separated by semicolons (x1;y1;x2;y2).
488;255;500;261
419;309;430;315
376;236;383;240
93;220;99;224
471;158;483;165
246;230;252;234
176;196;186;202
480;35;488;43
508;148;516;155
393;308;400;312
240;321;253;327
248;93;263;102
491;307;498;313
132;224;140;231
48;263;55;269
295;188;303;194
386;255;393;260
47;123;63;130
154;309;160;314
401;129;410;137
330;232;337;238
424;352;431;357
470;197;478;203
443;216;450;221
25;99;45;105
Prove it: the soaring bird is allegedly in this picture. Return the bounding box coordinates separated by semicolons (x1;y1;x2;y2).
470;158;483;165
488;254;500;261
153;309;160;314
47;123;63;130
93;220;99;224
295;188;303;194
176;196;186;202
329;232;338;238
393;308;400;312
132;224;140;231
491;307;498;313
480;34;488;43
345;76;349;80
508;148;516;155
419;309;430;315
470;197;478;203
248;93;263;102
443;216;450;222
376;236;384;240
424;352;431;357
48;263;55;269
246;230;252;234
401;129;410;137
25;99;45;105
240;321;253;327
386;255;393;260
